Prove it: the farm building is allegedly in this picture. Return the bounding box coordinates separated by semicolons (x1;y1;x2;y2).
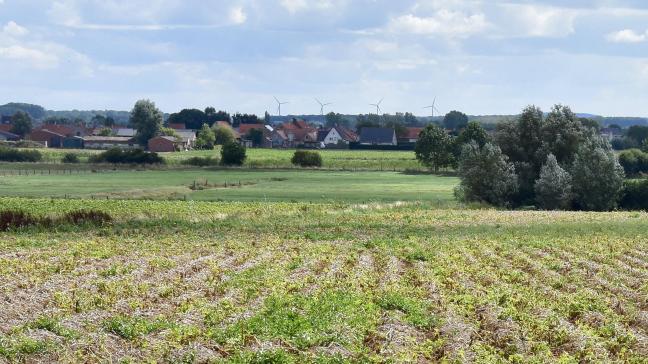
28;129;65;148
0;130;20;141
148;136;184;152
63;136;85;149
358;127;397;146
35;124;88;137
83;136;140;150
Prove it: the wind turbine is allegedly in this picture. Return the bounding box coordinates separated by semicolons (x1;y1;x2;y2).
315;98;332;116
423;97;440;119
274;96;289;116
369;98;384;115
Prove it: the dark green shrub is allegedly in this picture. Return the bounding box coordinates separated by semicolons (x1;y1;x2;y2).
64;210;112;226
291;150;323;167
220;141;246;166
620;179;648;211
62;153;80;164
0;147;42;162
181;156;220;167
618;149;648;176
0;210;39;231
88;148;164;165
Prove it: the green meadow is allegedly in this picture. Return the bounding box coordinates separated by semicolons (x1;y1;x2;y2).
0;169;458;203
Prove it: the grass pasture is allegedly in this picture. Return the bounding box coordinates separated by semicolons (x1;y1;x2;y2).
0;198;647;363
0;169;457;203
24;148;420;171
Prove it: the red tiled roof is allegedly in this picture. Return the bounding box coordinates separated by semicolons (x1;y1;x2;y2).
280;119;310;130
402;127;423;139
38;124;75;136
238;124;267;135
335;125;358;142
168;123;186;130
0;124;13;133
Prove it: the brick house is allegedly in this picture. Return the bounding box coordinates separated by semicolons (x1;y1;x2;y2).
28;129;65;148
148;136;183;152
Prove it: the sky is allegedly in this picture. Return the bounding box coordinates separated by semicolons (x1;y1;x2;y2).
1;0;648;117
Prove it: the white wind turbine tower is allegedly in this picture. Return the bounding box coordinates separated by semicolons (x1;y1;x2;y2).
369;98;384;115
424;97;440;119
274;96;289;116
315;98;332;116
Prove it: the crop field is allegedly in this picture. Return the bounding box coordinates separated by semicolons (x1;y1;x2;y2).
22;148;420;171
1;198;647;363
0;169;456;203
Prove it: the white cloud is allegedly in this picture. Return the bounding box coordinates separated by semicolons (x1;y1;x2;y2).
48;1;82;27
0;45;59;69
229;6;247;25
500;4;578;37
389;10;489;38
2;21;29;37
280;0;308;14
606;29;647;43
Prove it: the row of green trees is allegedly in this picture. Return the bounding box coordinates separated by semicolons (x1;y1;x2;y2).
415;105;629;211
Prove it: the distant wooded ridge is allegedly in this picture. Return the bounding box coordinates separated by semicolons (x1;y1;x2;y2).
1;102;647;128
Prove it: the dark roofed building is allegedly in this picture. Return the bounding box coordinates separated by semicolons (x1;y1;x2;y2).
0;130;20;141
358;127;397;146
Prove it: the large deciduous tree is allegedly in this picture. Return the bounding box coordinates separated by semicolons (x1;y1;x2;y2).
415;124;455;172
10;111;32;137
456;142;518;207
570;136;625;211
195;123;216;150
443;110;469;131
534;154;573;210
130;99;163;146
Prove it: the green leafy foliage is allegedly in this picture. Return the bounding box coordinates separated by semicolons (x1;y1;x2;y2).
534;154;573;210
291;150;322;167
443;110;469;131
88;148;164;165
456;142;518;207
415;123;455;172
130;99;163;146
61;153;80;164
9;111;33;137
221;141;247;166
0;147;41;162
618;149;648;176
571;137;625;211
195;124;216;150
619;178;648;210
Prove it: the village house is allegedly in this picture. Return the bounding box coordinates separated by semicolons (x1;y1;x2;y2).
317;125;358;148
273;119;318;148
28;129;65;148
358;127;397;146
398;127;424;145
238;124;273;148
174;130;197;149
600;127;624;141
